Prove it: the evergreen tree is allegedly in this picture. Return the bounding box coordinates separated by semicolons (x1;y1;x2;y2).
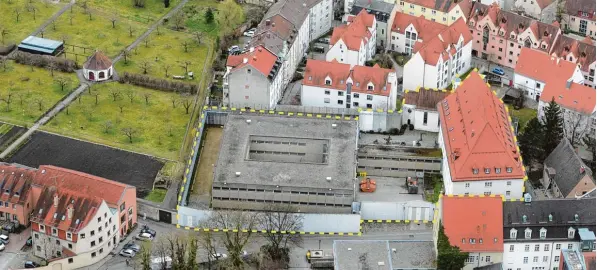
437;223;468;270
542;98;564;160
519;117;545;166
205;8;214;24
164;0;170;8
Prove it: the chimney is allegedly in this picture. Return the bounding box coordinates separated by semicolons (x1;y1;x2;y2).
53;194;59;207
566;78;572;89
67;204;74;220
253;56;257;61
272;22;276;27
243;57;248;63
265;19;271;26
249;47;255;52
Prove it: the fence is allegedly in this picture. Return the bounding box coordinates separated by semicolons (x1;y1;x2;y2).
359;201;435;222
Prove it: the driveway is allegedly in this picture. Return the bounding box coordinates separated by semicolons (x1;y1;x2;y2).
0;228;32;270
470;56;514;81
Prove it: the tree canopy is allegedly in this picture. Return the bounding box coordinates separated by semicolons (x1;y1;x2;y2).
437;223;468;270
542;98;564;160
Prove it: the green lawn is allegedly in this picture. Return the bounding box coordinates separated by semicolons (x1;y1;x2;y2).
43;82;196;159
144;188;167;202
0;61;78;126
40;5;146;64
507;104;537;131
114;29;208;81
0;0;64;45
91;0;178;24
183;0;221;37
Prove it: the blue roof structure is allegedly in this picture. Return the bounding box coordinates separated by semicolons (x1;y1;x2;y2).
579;228;596;241
18;36;63;54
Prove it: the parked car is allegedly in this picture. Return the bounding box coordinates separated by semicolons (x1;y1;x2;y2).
124;242;141;253
312;46;325;53
151;256;172;269
0;234;9;244
210;253;228;260
26;236;32;246
228;45;240;54
3;223;15;233
141;226;157;237
136;232;154;241
0;242;5;251
319;37;330;43
243;29;255;37
491;67;505;76
119;249;136;258
24;261;40;268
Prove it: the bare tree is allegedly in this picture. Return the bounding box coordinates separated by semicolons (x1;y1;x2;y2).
181;40;190;53
69;13;74;25
180;93;193;114
126;91;136;103
129;25;135;37
144;37;150;47
153;238;170;270
60;34;69;44
117;102;126;113
1;92;13;112
171;11;186;30
138;60;152;74
51;19;57;30
14;8;22;23
47;62;56;77
179;60;191;75
170;95;177;108
102;120;113;133
110;14;119;28
166;234;187;270
260;204;304;262
91;92;100;105
208;211;258;269
193;31;203;45
199;231;219;270
0;58;8;72
136;242;152;270
34;97;43;111
121;127;138;143
0;27;9;44
143;93;152;105
84;6;92;20
26;4;38;21
122;50;131;64
109;89;121;102
564;110;593;147
54;77;70;92
162;64;171;78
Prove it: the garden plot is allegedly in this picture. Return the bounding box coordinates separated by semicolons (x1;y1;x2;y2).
0;61;78;126
0;0;64;45
43;82;196;160
9;131;164;197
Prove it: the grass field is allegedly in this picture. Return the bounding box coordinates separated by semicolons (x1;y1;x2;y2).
144;188;167;202
183;0;221;37
40;5;146;64
0;0;64;45
114;29;208;80
43;82;195;160
91;0;178;24
9;131;164;197
507;104;537;131
0;61;78;126
191;127;222;196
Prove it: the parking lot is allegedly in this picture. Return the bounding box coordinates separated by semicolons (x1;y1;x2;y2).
0;225;33;270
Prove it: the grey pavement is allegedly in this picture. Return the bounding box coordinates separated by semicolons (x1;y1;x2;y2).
28;0;76;38
359;131;439;149
0;227;33;270
470;56;514;81
356;176;424;202
279;81;301;105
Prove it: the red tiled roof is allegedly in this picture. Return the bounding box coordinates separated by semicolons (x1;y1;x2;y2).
442;196;504;252
437;72;525;182
535;0;555;9
549;35;596;72
391;13;445;39
540;82;596;113
416;18;472;65
302;59;394;97
516;48;578;82
0;164;35;205
226;46;278;77
84;51;112;70
31;187;102;233
406;0;461;12
331;10;374;51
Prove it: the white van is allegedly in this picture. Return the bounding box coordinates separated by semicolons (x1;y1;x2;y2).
151;256;172;269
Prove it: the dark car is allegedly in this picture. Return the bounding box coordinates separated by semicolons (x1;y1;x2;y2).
24;261;40;268
124;242;141;253
141;226;157;237
3;223;15;233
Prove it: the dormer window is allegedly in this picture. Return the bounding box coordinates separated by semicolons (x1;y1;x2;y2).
525;228;532;239
510;33;515;39
548;214;553;221
506;167;512;173
495;168;501;174
479;238;483;244
499;30;504;36
308;76;312;81
462;238;465;243
470;238;476;244
540;228;547;239
4;189;8;194
340;80;344;84
356;82;360;87
523;215;528;223
568;227;575;238
473;168;479;174
510;228;517;239
325;79;331;85
484;168;490;174
574;214;579;222
367;85;373;91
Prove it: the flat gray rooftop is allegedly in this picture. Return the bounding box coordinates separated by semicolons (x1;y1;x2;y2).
214;115;358;189
333;240;436;269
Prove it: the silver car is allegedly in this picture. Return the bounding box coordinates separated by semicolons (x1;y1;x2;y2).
119;249;136;258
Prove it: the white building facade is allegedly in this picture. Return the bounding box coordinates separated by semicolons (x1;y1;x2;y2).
513;0;557;23
401;88;450;132
326;10;377;66
513;63;585;100
308;0;334;41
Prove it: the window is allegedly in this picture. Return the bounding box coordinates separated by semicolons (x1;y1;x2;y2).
421;7;426;12
556;244;561;250
432;10;436;14
568;244;573;249
98;226;102;232
506;191;511;196
100;248;104;254
486;256;490;262
506;167;512;173
324;90;330;95
34;233;39;239
554;256;560;262
366;104;372;109
37;246;41;252
92;252;97;258
568;228;575;238
533;256;538;263
68;243;72;249
39;224;45;232
353;93;359;98
68;258;73;264
56;239;60;245
524;245;530;252
353;102;359;107
52;228;57;236
540;228;546;239
507;181;511;186
81;233;85;239
423;112;428;125
91;241;96;247
525;228;532;238
470;238;476;244
466;256;475;263
534;244;540;251
365;95;373;101
367;85;373;91
510;245;514;252
337;100;344;105
98;217;101;223
91;230;95;236
247;69;251;74
465;183;470;188
485;182;492;187
473;168;479;174
523;257;528;264
484;168;490;174
67;233;72;240
484;191;492;196
325;79;331;85
400;1;404;5
544;244;549;251
536;82;541;88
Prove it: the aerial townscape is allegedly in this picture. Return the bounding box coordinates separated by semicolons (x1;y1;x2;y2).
0;0;595;268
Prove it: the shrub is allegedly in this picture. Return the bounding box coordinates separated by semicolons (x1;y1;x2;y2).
291;72;303;82
11;51;77;72
389;128;399;135
409;124;414;130
119;72;198;94
0;44;16;56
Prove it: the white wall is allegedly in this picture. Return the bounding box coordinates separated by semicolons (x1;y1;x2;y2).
514;65;585;100
463;252;504;270
301;84;394;110
403;53;426;90
309;0;334;41
326;39;364;66
503;241;580;270
389;31;407;53
402;105;442;132
513;0;543;19
226;65;272;109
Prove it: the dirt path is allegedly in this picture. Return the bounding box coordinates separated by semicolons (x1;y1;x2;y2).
192;127;223;196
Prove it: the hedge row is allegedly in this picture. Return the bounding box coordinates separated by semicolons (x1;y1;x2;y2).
118;72;198;94
11;51;78;72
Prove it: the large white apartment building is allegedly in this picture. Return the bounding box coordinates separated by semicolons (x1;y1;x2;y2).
301;59;398;110
437;72;526;200
326;10;377;66
502;198;596;270
224;0;334;109
398;16;472;90
349;0;394;48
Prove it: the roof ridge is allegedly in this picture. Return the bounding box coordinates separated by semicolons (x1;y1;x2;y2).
40;165;129;187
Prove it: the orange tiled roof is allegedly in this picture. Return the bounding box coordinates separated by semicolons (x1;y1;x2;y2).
437;72;525;182
0;164;36;205
540;82;596;113
515;48;578;83
391;13;445;39
442;196;504;252
416;18;472;65
331;10;375;51
84;51;112;70
406;0;462;12
302;59;394;97
226;46;278;77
